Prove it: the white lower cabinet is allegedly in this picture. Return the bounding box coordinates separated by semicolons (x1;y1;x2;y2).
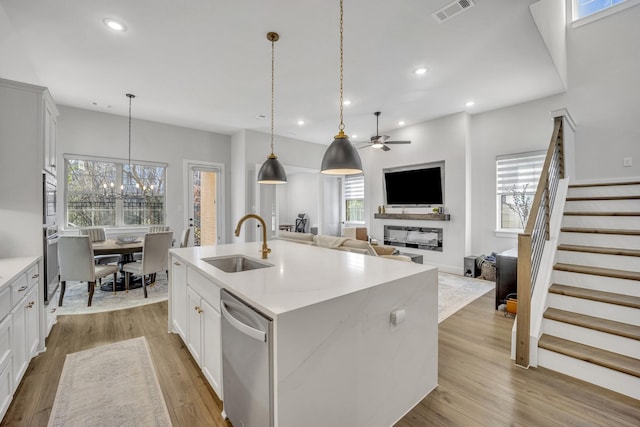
170;255;222;399
171;259;188;340
0;257;41;421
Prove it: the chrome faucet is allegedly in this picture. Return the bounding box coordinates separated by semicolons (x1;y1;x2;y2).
235;214;271;259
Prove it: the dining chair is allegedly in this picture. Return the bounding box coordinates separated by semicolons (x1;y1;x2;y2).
180;228;191;248
58;236;118;307
80;227;120;265
123;231;173;298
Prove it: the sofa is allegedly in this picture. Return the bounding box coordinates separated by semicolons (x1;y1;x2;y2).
275;230;411;262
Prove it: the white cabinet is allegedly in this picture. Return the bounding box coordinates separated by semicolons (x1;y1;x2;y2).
0;257;41;421
170;257;187;339
43;94;58;175
169;254;222;399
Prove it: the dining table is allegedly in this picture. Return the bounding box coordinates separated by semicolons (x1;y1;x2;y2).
92;239;144;292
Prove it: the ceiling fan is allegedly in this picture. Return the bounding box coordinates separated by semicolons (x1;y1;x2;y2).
359;111;411;151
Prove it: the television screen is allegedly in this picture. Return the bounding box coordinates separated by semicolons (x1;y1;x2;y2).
384;167;443;205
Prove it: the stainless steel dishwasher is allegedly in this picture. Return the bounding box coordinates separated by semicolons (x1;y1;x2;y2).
221;289;273;427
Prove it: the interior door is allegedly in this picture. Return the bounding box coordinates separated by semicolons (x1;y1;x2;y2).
187;162;224;247
322;176;342;236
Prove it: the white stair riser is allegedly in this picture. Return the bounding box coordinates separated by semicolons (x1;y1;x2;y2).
552;270;640;297
567;184;640;198
547;294;640;326
542;319;640;359
558;232;640;250
555;250;640;273
561;215;640;230
564;199;639;213
537;348;640;400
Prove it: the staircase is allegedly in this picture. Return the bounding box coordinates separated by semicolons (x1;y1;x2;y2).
537;181;640;400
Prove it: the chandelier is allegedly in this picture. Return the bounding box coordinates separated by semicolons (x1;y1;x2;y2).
101;93;157;200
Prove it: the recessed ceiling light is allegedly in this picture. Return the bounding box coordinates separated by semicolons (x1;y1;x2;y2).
343;100;351;106
398;121;405;126
103;18;127;32
297;120;305;126
465;101;475;107
351;134;358;139
414;67;427;75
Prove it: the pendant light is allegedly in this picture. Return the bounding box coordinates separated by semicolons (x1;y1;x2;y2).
257;32;287;184
320;0;363;175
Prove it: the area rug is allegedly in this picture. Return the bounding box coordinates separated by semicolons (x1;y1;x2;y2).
56;273;168;315
48;337;172;427
438;272;494;322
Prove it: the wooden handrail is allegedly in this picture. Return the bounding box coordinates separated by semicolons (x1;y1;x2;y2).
515;116;565;367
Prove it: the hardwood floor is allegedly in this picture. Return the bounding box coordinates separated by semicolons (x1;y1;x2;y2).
3;294;639;426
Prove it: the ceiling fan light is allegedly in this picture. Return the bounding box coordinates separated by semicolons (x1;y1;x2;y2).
321;132;363;175
257;154;287;184
371;141;384;148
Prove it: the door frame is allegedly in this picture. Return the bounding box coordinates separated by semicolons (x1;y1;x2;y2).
183;159;226;245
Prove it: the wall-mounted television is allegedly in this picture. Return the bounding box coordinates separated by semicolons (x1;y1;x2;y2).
383;162;444;206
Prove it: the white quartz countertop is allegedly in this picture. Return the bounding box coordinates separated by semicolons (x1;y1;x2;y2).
0;256;39;289
170;240;435;317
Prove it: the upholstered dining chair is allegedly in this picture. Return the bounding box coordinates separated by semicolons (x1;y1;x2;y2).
122;231;173;298
179;228;191;248
80;227;119;265
148;225;169;233
58;235;119;307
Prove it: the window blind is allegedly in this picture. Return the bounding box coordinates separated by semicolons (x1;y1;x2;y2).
344;174;364;200
496;151;545;195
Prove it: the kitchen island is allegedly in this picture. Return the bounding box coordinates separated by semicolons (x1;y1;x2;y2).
169;240;438;427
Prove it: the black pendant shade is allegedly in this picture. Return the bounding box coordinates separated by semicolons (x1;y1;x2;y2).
257;153;287;184
320;131;362;175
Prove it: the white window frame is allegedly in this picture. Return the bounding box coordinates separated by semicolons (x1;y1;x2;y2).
495;150;545;234
572;0;640;27
64;154;167;228
343;174;365;226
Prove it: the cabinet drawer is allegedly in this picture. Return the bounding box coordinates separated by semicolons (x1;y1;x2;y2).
0;287;10;322
10;274;28;308
27;265;39;287
187;268;220;312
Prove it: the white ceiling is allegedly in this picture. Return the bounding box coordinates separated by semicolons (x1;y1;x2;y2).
0;0;564;144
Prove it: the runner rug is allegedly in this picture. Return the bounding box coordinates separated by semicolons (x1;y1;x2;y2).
48;337;172;426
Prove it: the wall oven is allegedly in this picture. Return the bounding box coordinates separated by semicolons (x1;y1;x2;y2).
43;172;59;304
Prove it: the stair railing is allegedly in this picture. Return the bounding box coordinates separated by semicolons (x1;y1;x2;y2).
516;115;565;367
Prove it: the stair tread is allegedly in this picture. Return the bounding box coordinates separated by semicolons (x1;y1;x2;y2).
561;227;640;236
563;211;640;216
544;307;640;340
557;244;640;257
553;263;640;282
549;283;640;309
569;181;640;188
539;334;640;377
566;195;640;201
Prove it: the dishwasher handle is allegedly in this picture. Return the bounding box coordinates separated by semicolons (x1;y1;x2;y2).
221;300;267;342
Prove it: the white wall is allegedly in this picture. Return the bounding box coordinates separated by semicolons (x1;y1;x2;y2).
282;173;319;232
364;113;469;274
56;106;233;241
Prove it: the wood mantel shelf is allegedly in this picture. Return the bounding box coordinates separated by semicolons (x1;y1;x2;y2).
374;213;451;221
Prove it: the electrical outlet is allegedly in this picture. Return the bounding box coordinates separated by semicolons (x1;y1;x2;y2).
623;157;632;167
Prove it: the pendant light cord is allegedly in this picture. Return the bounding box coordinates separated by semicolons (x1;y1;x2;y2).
338;0;345;133
271;35;275;155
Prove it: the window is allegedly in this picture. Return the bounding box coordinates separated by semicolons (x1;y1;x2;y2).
65;156;167;228
496;151;545;231
344;174;365;224
573;0;636;21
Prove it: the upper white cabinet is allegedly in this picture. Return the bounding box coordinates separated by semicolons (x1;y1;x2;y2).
43;94;58;175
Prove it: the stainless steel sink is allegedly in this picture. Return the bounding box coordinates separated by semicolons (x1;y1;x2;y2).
202;255;272;273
